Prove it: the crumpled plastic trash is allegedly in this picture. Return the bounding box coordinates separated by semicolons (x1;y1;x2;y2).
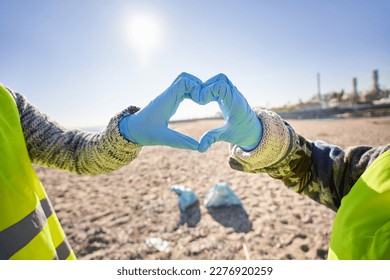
170;185;198;212
146;237;170;253
204;182;242;208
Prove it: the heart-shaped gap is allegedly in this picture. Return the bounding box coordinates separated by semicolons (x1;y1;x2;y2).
169;99;224;141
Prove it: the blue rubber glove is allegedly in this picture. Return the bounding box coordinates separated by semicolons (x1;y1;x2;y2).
119;72;202;150
193;74;263;153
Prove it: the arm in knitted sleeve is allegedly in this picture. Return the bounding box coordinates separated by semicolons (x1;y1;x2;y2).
229;109;390;212
12;90;142;175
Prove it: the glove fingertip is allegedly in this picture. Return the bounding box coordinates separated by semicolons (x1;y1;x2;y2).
175;139;199;151
198;143;210;153
198;135;214;153
164;129;200;151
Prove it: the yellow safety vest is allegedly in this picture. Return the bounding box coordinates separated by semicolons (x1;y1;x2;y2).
0;85;76;260
328;150;390;259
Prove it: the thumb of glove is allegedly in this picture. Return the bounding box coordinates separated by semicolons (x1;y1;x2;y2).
198;125;229;153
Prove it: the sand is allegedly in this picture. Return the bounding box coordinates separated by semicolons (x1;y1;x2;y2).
35;117;390;260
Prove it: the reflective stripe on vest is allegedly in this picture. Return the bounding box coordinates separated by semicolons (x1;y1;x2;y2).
328;150;390;259
0;85;76;260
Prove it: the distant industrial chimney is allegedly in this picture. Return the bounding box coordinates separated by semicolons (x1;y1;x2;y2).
372;69;379;92
352;77;358;94
352;77;359;103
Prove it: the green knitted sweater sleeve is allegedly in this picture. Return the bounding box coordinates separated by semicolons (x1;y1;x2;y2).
12;90;142;175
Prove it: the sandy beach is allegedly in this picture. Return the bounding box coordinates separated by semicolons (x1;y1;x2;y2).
35;117;390;260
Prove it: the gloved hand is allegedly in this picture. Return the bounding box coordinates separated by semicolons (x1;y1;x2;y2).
119;72;202;150
192;73;263;153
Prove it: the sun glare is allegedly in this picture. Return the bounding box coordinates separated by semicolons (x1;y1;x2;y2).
127;14;163;66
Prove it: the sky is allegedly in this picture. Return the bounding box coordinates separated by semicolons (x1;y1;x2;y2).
1;0;389;128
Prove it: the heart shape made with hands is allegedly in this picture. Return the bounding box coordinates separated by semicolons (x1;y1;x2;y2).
120;73;262;153
190;73;262;152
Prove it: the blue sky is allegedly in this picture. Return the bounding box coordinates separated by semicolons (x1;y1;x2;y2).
1;0;389;128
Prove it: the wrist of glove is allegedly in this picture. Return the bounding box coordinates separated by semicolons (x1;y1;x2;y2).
229;108;292;172
119;114;140;144
237;112;263;151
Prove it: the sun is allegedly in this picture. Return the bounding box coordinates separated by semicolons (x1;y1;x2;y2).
127;14;163;65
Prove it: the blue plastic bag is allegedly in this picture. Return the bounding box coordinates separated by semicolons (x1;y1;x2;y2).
204;182;242;208
170;185;198;212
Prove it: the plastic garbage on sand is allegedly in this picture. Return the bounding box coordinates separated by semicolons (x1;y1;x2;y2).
204;182;242;208
145;237;170;253
170;185;198;212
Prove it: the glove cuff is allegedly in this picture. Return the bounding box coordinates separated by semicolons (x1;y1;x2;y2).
238;112;263;151
116;106;142;144
229;109;292;172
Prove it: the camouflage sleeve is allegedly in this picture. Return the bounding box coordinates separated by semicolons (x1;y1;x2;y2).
11;89;142;175
229;109;390;212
